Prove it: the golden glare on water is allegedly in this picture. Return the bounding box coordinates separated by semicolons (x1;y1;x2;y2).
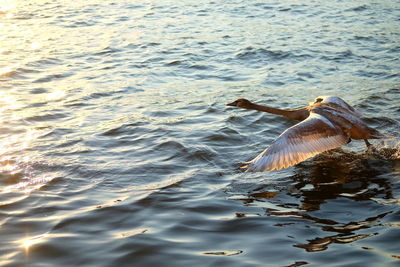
0;130;36;156
19;234;46;253
46;90;66;102
0;128;56;194
30;41;42;50
0;0;398;266
0;0;15;13
0;91;23;113
0;89;58;194
0;66;16;77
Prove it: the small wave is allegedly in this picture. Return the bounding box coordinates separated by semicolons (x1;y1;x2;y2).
297;72;315;79
0;65;43;81
65;20;96;28
30;88;48;94
235;46;291;61
386;88;400;94
358;90;400;115
27;57;62;67
165;60;182;66
320;50;356;61
10;12;33;20
354;35;374;41
253;3;274;10
355;70;390;78
33;73;70;83
0;159;58;194
25;113;68;122
164;60;212;71
345;5;368;12
93;46;121;56
0;66;16;77
362;117;398;128
101;122;148;137
189;64;210;70
79;89;127;102
202;131;243;144
155;140;188;153
138;42;161;49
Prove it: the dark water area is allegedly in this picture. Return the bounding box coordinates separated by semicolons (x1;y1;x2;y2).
0;0;399;266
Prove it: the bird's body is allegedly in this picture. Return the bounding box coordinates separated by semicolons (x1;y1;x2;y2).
227;96;391;171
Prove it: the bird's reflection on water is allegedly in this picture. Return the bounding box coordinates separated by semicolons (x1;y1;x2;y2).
233;147;399;253
293;212;386;252
291;148;396;210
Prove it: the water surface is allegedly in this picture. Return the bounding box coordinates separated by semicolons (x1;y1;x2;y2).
0;0;399;266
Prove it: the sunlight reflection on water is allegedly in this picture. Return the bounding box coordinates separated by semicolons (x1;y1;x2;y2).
0;0;15;13
0;0;399;266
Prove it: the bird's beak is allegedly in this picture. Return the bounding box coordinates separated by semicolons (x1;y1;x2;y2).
226;101;237;107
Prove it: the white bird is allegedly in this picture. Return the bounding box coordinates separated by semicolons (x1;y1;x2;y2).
227;96;391;171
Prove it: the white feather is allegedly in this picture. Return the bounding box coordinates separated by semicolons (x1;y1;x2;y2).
245;112;349;172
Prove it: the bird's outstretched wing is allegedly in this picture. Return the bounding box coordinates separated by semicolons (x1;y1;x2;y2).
243;112;350;171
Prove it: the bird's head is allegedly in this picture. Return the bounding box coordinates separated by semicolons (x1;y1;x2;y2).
226;98;253;109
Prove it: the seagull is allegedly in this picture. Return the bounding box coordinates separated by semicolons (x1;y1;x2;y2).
227;96;391;171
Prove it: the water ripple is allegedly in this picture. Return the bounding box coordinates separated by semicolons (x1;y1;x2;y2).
0;1;399;266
